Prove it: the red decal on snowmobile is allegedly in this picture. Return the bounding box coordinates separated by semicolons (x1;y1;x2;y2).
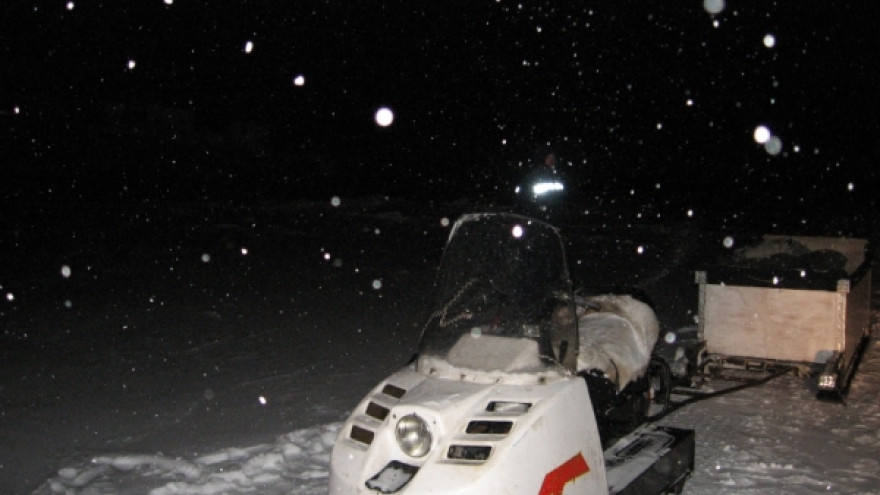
538;452;590;495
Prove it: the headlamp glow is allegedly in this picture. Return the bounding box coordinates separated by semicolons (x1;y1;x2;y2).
532;181;564;196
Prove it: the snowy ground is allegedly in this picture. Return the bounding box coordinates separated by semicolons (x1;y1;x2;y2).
2;198;878;495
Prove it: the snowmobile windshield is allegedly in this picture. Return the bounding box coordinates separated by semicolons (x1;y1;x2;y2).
417;213;578;383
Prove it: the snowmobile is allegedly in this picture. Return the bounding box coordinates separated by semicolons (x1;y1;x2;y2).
329;213;694;495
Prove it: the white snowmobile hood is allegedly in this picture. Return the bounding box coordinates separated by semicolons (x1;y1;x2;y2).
330;364;607;494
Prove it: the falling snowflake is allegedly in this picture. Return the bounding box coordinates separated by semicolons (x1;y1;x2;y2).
375;107;394;127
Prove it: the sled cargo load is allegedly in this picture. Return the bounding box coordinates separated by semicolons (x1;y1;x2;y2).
696;234;872;398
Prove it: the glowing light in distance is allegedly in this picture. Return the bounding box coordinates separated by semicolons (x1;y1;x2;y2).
330;196;341;207
375;107;394;127
66;2;75;10
244;40;254;54
61;265;72;278
532;181;564;195
127;59;137;70
722;236;735;248
763;34;776;48
293;74;305;86
511;225;524;238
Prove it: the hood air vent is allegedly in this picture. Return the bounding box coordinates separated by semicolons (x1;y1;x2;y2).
366;401;390;421
485;401;531;414
447;445;492;461
350;425;375;445
382;384;406;399
466;420;513;435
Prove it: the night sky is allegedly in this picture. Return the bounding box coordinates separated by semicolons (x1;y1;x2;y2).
2;1;878;233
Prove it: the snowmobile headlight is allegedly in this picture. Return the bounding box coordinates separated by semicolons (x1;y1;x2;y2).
395;414;432;458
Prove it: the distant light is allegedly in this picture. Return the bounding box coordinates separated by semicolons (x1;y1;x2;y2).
440;217;450;227
511;225;524;238
64;299;73;308
201;253;211;263
127;59;137;70
532;181;564;196
637;245;645;254
372;279;383;290
753;125;771;144
164;0;174;5
375;106;394;127
258;395;267;405
763;34;776;48
656;122;663;130
244;40;254;54
66;1;75;10
772;276;780;285
687;209;694;218
703;0;725;15
293;74;305;86
722;236;735;248
5;292;13;302
13;106;20;115
686;98;694;106
330;196;341;207
61;265;72;278
240;247;248;256
847;182;855;192
323;252;331;260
